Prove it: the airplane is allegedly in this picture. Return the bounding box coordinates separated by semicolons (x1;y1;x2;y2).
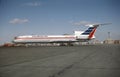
13;23;110;45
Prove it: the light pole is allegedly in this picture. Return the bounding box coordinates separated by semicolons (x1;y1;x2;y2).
108;32;110;39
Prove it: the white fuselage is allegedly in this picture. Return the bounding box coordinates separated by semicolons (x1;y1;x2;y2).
13;31;95;43
13;35;76;43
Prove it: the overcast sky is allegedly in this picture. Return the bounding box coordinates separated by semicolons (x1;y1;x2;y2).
0;0;120;44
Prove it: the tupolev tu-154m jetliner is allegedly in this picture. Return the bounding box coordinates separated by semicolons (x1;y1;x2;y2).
13;23;110;45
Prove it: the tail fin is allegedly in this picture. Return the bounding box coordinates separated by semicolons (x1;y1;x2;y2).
82;25;99;39
81;23;111;39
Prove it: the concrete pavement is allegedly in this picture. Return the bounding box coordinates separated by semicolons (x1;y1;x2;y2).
0;45;120;77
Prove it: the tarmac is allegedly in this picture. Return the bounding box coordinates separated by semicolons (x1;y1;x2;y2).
0;44;120;77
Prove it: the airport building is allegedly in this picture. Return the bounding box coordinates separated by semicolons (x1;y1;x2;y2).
103;39;120;44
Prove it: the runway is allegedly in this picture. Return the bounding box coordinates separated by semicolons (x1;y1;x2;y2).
0;45;120;77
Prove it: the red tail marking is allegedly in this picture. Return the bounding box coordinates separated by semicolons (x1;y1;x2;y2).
88;28;96;39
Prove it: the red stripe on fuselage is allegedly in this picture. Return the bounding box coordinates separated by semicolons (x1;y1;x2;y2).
16;36;76;40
